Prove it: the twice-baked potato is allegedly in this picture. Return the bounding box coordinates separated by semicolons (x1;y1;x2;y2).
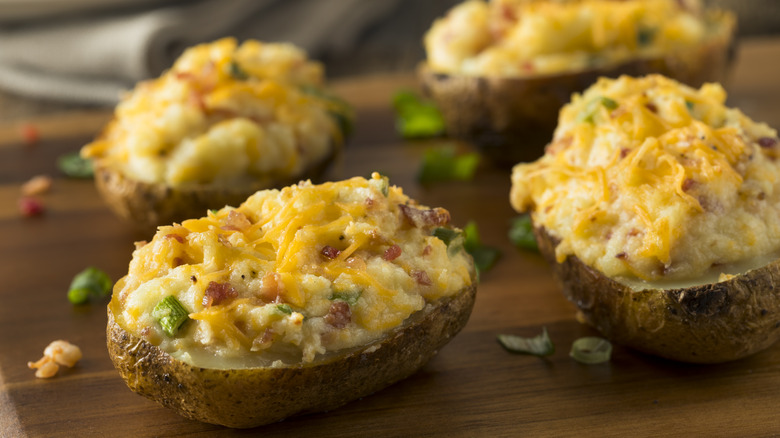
82;38;351;231
107;174;477;427
420;0;736;167
511;75;780;363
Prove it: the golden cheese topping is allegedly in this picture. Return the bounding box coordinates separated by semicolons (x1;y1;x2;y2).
511;75;780;282
82;38;349;187
110;174;474;368
424;0;732;77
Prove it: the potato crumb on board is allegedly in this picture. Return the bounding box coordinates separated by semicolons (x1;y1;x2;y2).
28;340;82;378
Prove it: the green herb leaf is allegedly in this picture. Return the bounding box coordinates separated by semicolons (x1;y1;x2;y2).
508;215;538;252
369;173;390;197
228;61;249;80
637;27;657;47
276;303;293;315
577;96;619;124
68;266;112;304
153;296;190;337
392;90;446;138
497;327;555;357
330;290;361;306
58;152;94;178
570;337;613;364
418;146;480;184
462;221;501;275
685;100;695;112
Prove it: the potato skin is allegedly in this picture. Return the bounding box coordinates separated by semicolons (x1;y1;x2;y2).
106;282;476;428
93;147;337;232
419;11;736;168
535;226;780;363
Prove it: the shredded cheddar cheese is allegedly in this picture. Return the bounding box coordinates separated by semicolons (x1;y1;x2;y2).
511;75;780;282
111;174;474;367
81;38;349;188
424;0;733;77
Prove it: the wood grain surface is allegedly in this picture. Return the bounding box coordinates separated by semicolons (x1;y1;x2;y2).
3;38;780;438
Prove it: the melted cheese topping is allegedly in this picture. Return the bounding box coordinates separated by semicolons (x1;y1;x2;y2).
82;38;348;187
424;0;732;77
511;75;780;282
111;174;474;368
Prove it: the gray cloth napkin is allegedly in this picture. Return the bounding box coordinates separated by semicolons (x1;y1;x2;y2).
0;0;402;104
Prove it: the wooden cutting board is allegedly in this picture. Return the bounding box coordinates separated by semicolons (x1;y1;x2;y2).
3;39;780;437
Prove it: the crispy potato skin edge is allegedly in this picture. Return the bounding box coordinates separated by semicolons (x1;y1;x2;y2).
535;226;780;363
106;282;477;428
419;10;736;168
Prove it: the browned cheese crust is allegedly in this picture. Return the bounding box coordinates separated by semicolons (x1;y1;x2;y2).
535;226;780;363
106;282;476;428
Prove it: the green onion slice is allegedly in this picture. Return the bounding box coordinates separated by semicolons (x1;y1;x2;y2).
68;267;112;304
276;303;293;315
330;291;361;306
369;174;390;197
58;152;94;178
153;296;191;337
508;215;538;252
497;327;555;357
418;146;479;184
570;337;613;364
433;227;460;247
392;90;446;139
228;61;249;80
462;221;501;275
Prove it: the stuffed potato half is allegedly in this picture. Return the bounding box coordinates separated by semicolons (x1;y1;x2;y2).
107;174;476;427
83;38;351;230
511;75;780;363
420;0;736;167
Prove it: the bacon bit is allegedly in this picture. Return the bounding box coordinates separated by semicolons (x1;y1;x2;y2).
258;272;282;302
758;137;778;148
399;204;450;228
645;102;658;113
28;340;82;379
321;245;341;259
173;257;184;267
165;233;185;244
20;123;39;145
682;178;697;192
422;245;433;256
365;197;376;208
202;281;239;308
520;61;534;73
252;329;275;351
19;197;44;217
758;192;766;201
620;148;631;159
615;252;628;260
190;275;198;284
412;269;432;286
222;210;252;232
383;244;402;261
345;256;366;271
21;175;52;196
627;228;641;237
325;301;351;329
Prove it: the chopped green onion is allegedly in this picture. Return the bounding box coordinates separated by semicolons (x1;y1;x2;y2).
577;96;619;124
67;288;90;305
508;215;538;252
58;152;94;178
330;291;361;306
497;327;555;357
418;146;480;184
462;221;501;275
153;296;190;337
685;100;695;112
392;90;446;138
276;303;293;315
228;61;249;80
637;27;657;47
433;227;461;247
67;266;112;304
369;174;390;197
570;337;613;364
300;85;354;138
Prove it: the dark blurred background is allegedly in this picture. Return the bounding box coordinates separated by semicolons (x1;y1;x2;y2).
0;0;777;120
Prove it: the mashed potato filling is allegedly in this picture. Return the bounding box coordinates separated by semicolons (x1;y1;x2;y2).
82;38;345;187
111;175;474;368
511;75;780;282
425;0;730;77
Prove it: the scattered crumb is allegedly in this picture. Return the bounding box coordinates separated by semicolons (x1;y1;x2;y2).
21;175;53;196
20;123;39;146
28;340;82;378
18;197;45;217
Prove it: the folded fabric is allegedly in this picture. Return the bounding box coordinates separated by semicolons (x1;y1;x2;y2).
0;0;402;104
